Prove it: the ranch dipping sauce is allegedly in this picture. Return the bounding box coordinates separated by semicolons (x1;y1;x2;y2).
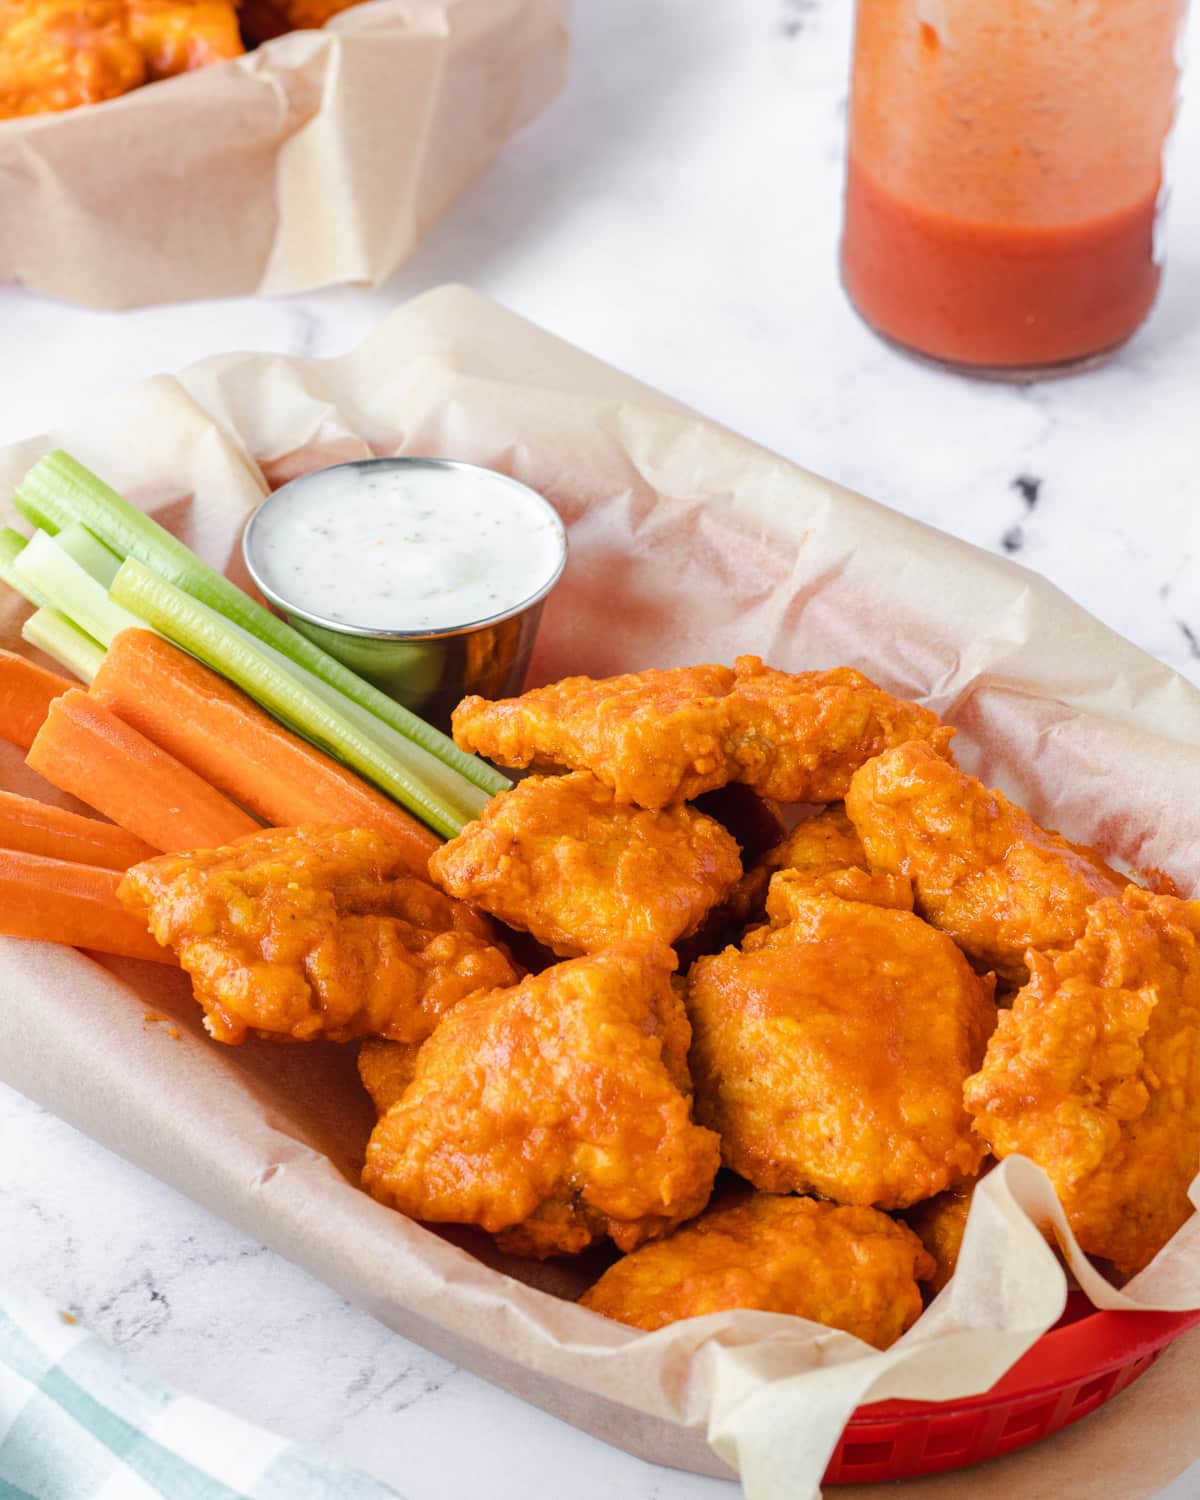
243;457;568;727
246;459;566;635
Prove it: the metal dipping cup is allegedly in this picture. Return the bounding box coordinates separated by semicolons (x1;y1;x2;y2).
242;458;568;731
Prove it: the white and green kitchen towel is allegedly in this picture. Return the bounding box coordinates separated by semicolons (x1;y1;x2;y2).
0;1284;404;1500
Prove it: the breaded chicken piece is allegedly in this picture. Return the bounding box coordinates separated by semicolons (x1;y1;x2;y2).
363;945;721;1257
358;1037;422;1115
903;1161;994;1294
0;0;144;117
580;1191;934;1348
727;657;949;804
454;663;737;810
429;771;743;959
126;0;241;78
965;888;1200;1274
764;864;914;923
688;893;996;1209
846;740;1128;983
718;805;873;929
0;0;239;120
120;826;518;1045
695;803;910;960
452;657;945;811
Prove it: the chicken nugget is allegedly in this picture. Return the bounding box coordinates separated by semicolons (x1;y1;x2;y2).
126;0;241;78
429;771;742;958
120;826;518;1045
452;658;946;811
580;1191;934;1349
0;0;144;117
363;944;720;1257
688;893;996;1209
965;888;1200;1273
846;740;1127;983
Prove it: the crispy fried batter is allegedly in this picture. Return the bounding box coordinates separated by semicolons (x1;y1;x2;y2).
120;826;518;1045
700;804;910;957
429;771;743;958
0;0;241;119
362;945;720;1257
688;894;996;1209
358;1037;422;1115
846;740;1127;983
718;805;871;928
727;657;949;803
453;657;946;811
903;1162;995;1295
0;0;144;117
764;865;914;922
579;1191;934;1348
126;0;241;78
453;663;737;809
965;888;1200;1273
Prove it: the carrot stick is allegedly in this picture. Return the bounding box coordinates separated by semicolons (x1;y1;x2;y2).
0;648;73;750
0;847;175;964
91;629;440;874
0;788;157;870
27;689;260;854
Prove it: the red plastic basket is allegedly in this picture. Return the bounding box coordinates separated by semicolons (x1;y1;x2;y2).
824;1293;1200;1484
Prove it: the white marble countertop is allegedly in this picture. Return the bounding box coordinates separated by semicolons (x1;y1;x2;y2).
2;2;1199;1497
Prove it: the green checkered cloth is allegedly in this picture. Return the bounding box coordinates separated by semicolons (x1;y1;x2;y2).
0;1285;404;1500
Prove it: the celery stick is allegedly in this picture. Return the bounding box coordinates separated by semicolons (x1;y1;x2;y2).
13;531;141;647
230;620;494;825
1;527;52;609
21;609;105;684
17;452;509;795
11;488;59;537
54;521;122;588
111;559;481;838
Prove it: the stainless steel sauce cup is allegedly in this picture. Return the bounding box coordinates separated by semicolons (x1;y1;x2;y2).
242;457;568;730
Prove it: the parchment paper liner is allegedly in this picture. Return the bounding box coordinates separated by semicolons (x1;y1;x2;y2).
2;286;1199;1499
0;0;568;309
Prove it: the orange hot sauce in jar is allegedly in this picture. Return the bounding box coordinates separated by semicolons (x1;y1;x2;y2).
841;0;1188;375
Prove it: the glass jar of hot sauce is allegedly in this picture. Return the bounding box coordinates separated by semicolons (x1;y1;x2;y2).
840;0;1188;377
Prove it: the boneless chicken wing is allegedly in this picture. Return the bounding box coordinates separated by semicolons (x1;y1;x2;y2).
453;663;737;809
846;740;1128;983
0;0;240;119
716;804;874;929
580;1191;934;1348
120;826;519;1045
0;0;144;117
429;771;743;958
903;1161;994;1294
453;657;945;810
964;888;1200;1273
726;656;949;803
125;0;241;78
688;891;996;1209
362;945;720;1257
358;1037;423;1115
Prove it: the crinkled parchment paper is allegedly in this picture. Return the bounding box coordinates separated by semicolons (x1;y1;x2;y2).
0;0;567;309
2;287;1199;1500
